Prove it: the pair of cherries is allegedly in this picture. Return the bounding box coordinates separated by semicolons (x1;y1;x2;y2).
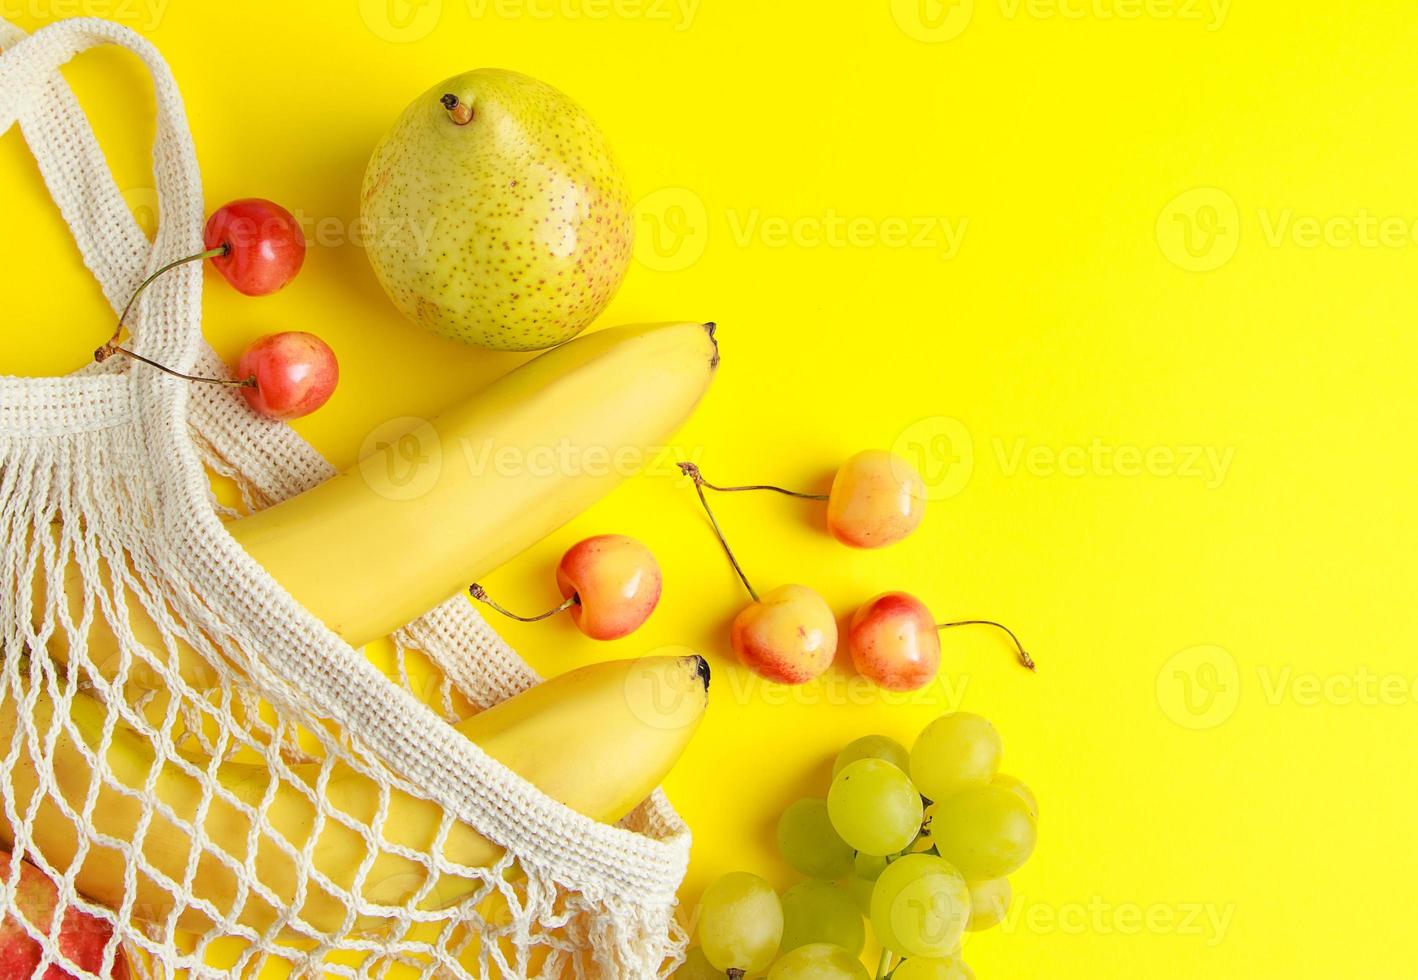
97;198;337;420
681;451;1035;691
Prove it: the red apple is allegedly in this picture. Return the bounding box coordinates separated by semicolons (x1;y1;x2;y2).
0;851;127;979
555;534;662;640
848;591;941;691
730;584;838;684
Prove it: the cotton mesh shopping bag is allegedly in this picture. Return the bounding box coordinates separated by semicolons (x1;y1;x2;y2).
0;16;691;978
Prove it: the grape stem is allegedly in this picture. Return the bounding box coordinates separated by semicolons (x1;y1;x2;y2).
678;462;760;602
468;584;578;623
875;949;893;980
937;619;1036;671
726;971;745;980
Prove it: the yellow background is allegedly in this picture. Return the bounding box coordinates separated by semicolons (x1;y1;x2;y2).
3;1;1416;977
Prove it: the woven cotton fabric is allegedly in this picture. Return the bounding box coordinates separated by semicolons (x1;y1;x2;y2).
0;17;690;979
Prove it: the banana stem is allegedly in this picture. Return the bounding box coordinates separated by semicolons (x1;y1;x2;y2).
469;584;577;623
937;619;1036;671
98;245;228;354
678;462;759;602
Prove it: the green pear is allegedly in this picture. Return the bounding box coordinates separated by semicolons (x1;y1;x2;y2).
361;69;633;351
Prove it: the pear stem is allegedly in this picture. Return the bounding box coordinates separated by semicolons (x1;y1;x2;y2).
937;619;1036;671
678;462;759;603
469;584;577;623
440;93;474;125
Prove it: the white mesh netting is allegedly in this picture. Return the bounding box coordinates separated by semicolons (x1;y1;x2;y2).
0;16;691;979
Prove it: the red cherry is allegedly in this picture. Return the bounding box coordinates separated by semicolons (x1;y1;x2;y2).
848;591;942;691
204;198;306;297
235;332;338;420
555;535;662;640
0;851;128;979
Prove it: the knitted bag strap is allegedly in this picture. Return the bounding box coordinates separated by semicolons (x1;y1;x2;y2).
0;16;203;373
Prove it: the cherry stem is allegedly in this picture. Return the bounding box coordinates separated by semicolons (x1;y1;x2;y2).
468;584;577;623
95;344;256;389
678;462;759;603
100;244;228;353
937;619;1037;671
677;462;828;501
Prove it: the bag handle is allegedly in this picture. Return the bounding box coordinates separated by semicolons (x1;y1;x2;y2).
0;17;204;369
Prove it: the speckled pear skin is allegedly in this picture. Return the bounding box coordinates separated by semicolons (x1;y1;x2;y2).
361;69;633;351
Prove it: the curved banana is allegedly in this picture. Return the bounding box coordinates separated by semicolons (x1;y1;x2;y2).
39;321;718;689
0;655;709;936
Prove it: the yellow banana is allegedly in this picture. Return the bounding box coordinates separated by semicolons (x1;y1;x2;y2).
39;321;718;689
0;654;709;936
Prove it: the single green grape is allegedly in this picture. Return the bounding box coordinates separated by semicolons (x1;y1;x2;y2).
833;734;911;776
991;773;1039;821
827;759;923;855
910;712;1002;803
779;880;866;956
778;798;855;879
965;877;1012;931
766;942;870;980
854;852;889;880
845;874;876;915
672;946;722;979
927;785;1037;879
698;872;783;974
892;955;976;980
869;853;970;958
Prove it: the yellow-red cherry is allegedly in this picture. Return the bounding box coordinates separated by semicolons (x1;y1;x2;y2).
826;449;927;548
731;584;838;685
848;591;941;691
555;534;662;640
